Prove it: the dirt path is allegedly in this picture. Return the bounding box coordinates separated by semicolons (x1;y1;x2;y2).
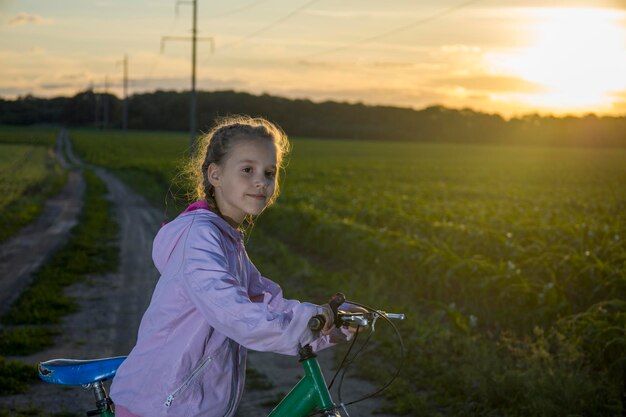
0;130;396;416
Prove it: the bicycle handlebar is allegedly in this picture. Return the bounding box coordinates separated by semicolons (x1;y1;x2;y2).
308;293;405;332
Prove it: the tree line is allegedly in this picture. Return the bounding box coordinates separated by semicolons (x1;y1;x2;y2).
1;89;625;147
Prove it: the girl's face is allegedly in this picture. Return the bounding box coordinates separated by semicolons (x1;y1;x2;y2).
208;136;278;227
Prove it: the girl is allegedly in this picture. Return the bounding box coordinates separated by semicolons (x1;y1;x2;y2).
110;115;348;417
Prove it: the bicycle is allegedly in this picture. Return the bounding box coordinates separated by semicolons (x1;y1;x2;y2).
38;294;405;417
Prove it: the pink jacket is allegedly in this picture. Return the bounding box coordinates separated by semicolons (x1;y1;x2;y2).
110;203;342;417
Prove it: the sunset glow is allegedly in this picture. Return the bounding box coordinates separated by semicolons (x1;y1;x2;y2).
1;1;625;117
486;8;626;113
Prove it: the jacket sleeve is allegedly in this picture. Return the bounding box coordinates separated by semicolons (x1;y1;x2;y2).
181;222;321;356
248;264;353;352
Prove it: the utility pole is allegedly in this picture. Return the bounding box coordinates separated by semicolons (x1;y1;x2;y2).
191;1;197;147
161;0;214;150
103;75;109;130
90;81;99;128
117;55;129;136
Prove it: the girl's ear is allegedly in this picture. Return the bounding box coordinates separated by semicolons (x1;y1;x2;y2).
207;163;221;187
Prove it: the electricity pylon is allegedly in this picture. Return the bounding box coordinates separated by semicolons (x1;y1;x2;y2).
161;0;214;150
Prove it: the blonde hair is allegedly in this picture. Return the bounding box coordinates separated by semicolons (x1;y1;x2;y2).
184;115;291;222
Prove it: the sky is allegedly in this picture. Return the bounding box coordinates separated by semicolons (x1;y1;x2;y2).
1;0;625;117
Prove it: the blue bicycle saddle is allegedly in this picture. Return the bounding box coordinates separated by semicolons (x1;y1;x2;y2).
38;356;127;386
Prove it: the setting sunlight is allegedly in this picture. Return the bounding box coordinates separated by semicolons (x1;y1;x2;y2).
487;8;626;114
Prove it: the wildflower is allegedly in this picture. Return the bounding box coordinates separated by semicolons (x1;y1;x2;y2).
506;232;513;239
615;234;620;241
545;282;554;290
507;261;516;270
469;315;478;327
585;250;590;256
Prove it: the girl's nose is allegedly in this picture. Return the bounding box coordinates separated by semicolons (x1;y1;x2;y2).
255;176;268;188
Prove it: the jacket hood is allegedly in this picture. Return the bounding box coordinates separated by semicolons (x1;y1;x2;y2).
152;201;242;274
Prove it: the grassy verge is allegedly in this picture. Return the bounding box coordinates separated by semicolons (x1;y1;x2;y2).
0;170;118;395
0;137;68;244
0;167;67;244
0;127;65;243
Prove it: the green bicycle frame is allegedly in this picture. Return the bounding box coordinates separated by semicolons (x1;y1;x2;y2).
268;346;336;417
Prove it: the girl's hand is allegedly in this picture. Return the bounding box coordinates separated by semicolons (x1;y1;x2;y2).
319;303;335;336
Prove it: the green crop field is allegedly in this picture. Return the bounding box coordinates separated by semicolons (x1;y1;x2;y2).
0;127;65;242
70;129;626;416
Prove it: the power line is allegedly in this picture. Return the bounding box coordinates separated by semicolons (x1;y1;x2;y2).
218;0;322;50
208;0;272;19
145;11;182;83
303;0;484;60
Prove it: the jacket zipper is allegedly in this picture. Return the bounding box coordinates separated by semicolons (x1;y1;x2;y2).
164;356;212;407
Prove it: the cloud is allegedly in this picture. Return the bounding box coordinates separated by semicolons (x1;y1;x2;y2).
0;86;33;97
610;90;626;99
370;61;416;69
609;90;626;113
611;101;626;112
262;85;448;111
40;82;79;90
129;76;249;92
440;45;482;54
7;13;53;27
305;10;418;20
433;74;547;93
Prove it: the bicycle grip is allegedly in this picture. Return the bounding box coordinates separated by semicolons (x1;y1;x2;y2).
308;316;325;332
307;293;346;331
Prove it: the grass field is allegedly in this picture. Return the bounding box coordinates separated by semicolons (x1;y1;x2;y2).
0;127;66;243
70;129;626;416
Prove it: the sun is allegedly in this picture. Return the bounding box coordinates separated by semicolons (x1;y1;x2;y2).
487;7;626;114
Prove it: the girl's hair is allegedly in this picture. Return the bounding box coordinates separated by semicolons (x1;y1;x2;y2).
184;115;291;222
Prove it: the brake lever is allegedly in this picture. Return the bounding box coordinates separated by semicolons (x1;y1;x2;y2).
338;313;369;328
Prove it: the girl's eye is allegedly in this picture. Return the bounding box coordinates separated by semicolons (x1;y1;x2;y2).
265;171;276;179
242;167;252;174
